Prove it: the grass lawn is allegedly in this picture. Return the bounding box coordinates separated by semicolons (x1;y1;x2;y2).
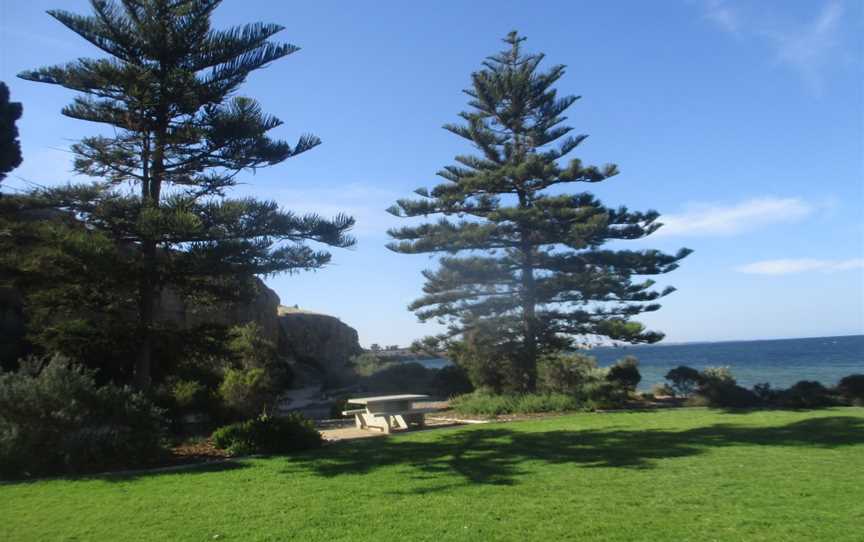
2;407;863;541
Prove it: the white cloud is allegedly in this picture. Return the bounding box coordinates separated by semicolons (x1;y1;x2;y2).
763;1;844;94
699;0;848;94
703;0;740;34
735;258;864;275
655;197;813;237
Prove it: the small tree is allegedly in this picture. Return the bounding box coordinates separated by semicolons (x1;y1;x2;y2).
17;1;354;388
388;32;690;390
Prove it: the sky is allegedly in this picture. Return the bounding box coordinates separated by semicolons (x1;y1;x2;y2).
1;0;862;347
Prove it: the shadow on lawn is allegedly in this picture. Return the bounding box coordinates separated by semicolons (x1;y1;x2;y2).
1;458;250;486
285;415;864;491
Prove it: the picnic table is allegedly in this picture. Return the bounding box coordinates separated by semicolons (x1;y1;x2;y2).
342;394;436;434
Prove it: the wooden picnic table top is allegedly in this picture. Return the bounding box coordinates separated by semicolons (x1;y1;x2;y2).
346;394;429;405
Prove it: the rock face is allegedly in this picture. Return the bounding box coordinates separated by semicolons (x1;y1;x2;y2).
277;306;362;377
155;280;282;345
2;265;361;385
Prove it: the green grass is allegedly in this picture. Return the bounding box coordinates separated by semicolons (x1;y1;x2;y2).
2;407;863;541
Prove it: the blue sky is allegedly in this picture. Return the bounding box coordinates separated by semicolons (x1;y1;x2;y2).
1;0;862;346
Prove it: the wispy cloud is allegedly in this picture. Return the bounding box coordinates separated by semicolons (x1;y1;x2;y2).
703;0;740;34
699;0;848;94
735;258;864;275
266;183;403;239
656;197;813;237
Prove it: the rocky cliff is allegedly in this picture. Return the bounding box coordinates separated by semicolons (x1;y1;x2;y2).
156;280;282;345
1;278;363;384
277;306;362;377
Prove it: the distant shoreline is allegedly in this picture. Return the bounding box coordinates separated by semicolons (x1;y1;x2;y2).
590;333;864;350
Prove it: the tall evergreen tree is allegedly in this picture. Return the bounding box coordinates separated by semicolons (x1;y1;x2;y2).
17;0;354;388
0;82;23;183
388;32;690;390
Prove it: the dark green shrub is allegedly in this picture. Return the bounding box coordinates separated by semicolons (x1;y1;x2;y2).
779;381;834;409
606;356;641;392
664;366;702;397
837;374;864;405
752;382;777;403
219;367;276;419
434;365;474;397
688;367;757;408
586;380;631;408
694;381;759;408
211;412;321;455
0;355;165;479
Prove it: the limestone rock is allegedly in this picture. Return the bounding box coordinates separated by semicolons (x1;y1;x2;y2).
277;305;362;376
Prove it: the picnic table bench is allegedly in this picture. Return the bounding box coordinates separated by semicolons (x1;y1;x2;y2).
342;394;436;433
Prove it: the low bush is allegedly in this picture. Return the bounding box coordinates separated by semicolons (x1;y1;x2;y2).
434;365;474;397
514;393;583;413
586;380;631;408
692;381;759;408
449;392;586;416
606;356;641;392
171;379;211;413
537;353;605;396
752;382;777;403
701;366;735;385
778;380;834;409
837;374;864;405
0;355;165;479
211;412;321;455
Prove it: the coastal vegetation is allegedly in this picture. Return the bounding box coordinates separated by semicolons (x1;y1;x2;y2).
0;1;859;509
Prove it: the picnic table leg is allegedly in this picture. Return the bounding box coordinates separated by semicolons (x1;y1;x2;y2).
391;415;408;430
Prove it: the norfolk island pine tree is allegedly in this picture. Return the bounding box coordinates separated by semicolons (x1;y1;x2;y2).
387;32;691;391
17;0;355;388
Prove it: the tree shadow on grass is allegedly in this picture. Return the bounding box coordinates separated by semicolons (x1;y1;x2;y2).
1;459;250;486
283;416;864;492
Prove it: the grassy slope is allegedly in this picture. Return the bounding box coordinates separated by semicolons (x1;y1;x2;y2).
2;407;863;542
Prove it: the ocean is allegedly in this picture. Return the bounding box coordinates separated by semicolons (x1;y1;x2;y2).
413;335;864;391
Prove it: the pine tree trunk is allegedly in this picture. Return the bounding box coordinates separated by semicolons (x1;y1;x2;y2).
134;240;155;390
134;112;166;390
520;253;538;391
517;190;538;391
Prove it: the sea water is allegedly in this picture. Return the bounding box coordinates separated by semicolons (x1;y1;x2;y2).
414;335;864;390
